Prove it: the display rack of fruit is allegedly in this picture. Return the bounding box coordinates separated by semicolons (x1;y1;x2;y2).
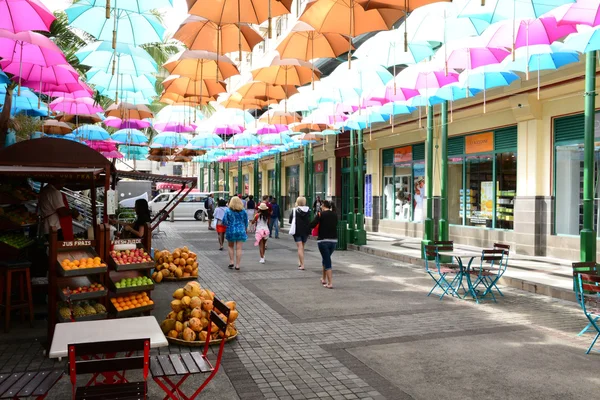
57;300;108;322
109;292;154;318
159;282;238;346
0;233;34;249
109;275;155;294
58;253;107;277
58;277;107;301
152;247;198;283
109;248;154;271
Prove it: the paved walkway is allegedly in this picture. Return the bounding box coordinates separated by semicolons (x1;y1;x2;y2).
0;221;598;400
349;232;576;302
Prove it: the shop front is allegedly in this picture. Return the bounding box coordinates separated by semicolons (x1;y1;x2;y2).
285;165;300;211
314;160;327;201
267;169;275;198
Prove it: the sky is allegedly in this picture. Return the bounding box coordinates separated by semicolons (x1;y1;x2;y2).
40;0;189;37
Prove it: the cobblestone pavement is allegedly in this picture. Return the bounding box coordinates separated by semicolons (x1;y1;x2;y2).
1;220;600;399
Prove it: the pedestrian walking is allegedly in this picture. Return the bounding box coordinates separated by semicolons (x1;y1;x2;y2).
213;199;228;251
288;196;310;270
253;203;270;263
204;193;215;230
313;195;323;214
269;198;281;238
309;200;338;288
222;196;248;270
246;195;256;221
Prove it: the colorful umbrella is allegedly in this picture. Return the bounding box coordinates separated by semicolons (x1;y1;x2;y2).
353;29;434;67
259;132;294;145
564;25;600;53
50;97;103;115
86;69;156;95
111;128;148;145
0;0;55;33
155;121;198;133
459;64;520;112
162;75;227;100
458;0;576;24
276;21;353;61
0;70;8;84
213;124;245;135
258;109;301;125
105;102;153;120
75;40;158;76
76;0;174;13
119;144;148;160
41;119;72;135
0;62;79;85
234;81;298;101
254;124;289;134
251;54;320;87
553;0;600;27
329;60;394;95
73;125;111;141
163;50;240;81
152;132;188;148
65;5;166;46
393;62;459;94
209;108;255;125
186;132;224;149
439;37;511;71
103;116;151;129
226;133;260;148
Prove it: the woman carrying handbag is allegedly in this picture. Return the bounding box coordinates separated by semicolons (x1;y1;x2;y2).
288;196;310;270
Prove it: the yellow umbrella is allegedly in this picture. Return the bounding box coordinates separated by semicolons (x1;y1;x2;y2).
277;21;354;61
173;15;264;55
251;54;320;87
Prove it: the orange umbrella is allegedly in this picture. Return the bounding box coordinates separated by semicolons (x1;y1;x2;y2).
220;94;270;110
258;109;301;125
299;0;403;66
162;75;227;99
57;113;102;125
252;55;320;87
358;0;446;12
164;50;239;81
290;123;332;133
186;0;293;41
173;15;264;55
105;103;153;120
235;81;298;102
277;21;354;61
41;119;72;135
160;92;214;106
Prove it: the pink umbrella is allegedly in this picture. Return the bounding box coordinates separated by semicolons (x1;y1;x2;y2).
100;150;123;159
104;117;151;130
482;17;576;49
220;155;239;162
441;37;511;71
50;97;104;115
0;62;79;85
213;124;245;135
302;108;348;125
25;80;93;96
85;140;119;152
46;89;95;99
366;85;420;105
393;63;459;91
255;124;289;134
154;121;197;133
0;0;55;33
553;0;600;27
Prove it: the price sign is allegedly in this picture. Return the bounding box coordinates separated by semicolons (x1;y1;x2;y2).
112;238;142;245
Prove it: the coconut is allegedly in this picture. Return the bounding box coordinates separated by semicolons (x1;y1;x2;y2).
181;296;191;307
190;307;202;319
182;327;196;341
190;296;202;309
167;330;178;339
170;300;183;312
188;317;202;332
172;288;185;300
184;281;202;297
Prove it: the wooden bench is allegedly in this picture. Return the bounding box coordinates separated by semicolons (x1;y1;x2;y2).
0;370;62;399
151;297;231;400
68;338;150;400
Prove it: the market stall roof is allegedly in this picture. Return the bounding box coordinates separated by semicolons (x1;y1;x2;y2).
116;171;196;187
0;166;103;181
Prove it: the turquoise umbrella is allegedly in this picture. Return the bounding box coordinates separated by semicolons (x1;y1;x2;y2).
259;132;294;146
119;145;148;160
87;69;156;94
0;70;8;84
459;65;520;112
186;132;224;149
76;41;158;76
72;0;174;13
66;5;165;46
0;86;48;116
152;132;188;148
73;125;110;141
111;128;148;144
226;133;260;148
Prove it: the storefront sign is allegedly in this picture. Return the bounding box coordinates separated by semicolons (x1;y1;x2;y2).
365;174;372;217
393;146;413;163
314;161;325;173
465;132;494;154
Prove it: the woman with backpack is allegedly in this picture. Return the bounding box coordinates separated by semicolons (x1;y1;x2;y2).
309;200;338;288
289;196;311;270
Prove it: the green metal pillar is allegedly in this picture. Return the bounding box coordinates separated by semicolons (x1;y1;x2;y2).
237;161;243;195
199;165;205;192
355;129;367;245
303;145;309;200
581;51;597;262
439;101;449;242
253;159;259;199
275;153;283;228
307;144;314;216
347;130;356;244
208;163;213;192
224;162;230;195
422;105;434;256
213;162;219;192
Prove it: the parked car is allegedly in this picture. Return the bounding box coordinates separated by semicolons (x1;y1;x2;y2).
149;191;228;221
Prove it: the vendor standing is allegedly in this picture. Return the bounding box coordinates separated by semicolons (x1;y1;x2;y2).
39;180;80;241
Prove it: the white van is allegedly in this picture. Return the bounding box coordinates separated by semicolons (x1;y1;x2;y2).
149;191;228;221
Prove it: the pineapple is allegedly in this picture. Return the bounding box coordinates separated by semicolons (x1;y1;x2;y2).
73;305;85;318
59;307;71;320
93;303;106;314
83;303;97;315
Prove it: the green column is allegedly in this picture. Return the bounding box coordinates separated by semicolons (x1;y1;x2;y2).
213;163;219;192
208;163;213;192
355;129;367;245
253;159;259;199
237;161;243;195
422;105;434;255
199;165;205;192
304;145;309;200
275;153;283;228
307;144;314;215
581;51;597;262
439;101;449;242
224;162;230;195
347;130;356;244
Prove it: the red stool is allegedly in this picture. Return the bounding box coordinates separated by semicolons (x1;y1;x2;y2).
0;260;34;332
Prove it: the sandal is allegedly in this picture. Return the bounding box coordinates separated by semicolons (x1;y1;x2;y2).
320;279;327;285
228;264;234;269
298;265;305;270
324;284;333;289
235;266;240;270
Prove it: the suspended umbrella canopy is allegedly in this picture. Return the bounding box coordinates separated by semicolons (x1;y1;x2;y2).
505;43;579;72
103;116;151;129
0;30;66;67
58;113;103;124
0;0;55;33
152;132;189;148
173;15;263;54
290;123;333;133
564;25;600;53
156;104;203;122
220;94;272;109
431;83;480;101
155;121;197;133
50;97;103;115
119;144;148;160
41;119;72;135
252;54;320;86
163;50;240;81
259;109;301;125
186;132;224;149
392;62;459;91
226;133;261;148
276;21;353;61
210;108;255;125
159;92;214;106
162;75;227;98
302;107;349;125
482;16;576;50
32;80;93;97
366;83;420;104
65;4;166;46
213;124;245;135
457;0;576;24
73;125;111;141
329;60;394;95
234;81;298;101
86;139;119;152
437;37;512;71
47;133;81;142
105;102;153;120
0;87;47;116
352;29;434;67
0;62;79;86
86;69;157;95
0;70;8;84
253;123;289;134
111;128;148;145
552;0;600;27
259;132;294;145
379;101;416;115
76;0;174;13
459;64;520;112
116;90;155;105
75;41;158;76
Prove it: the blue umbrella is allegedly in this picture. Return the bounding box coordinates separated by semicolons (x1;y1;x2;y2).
408;95;446;107
111;128;148;144
434;84;481;101
565;25;600;53
339;108;389;130
47;133;82;142
186;132;224;149
226;133;260;148
379;102;416;116
329;61;394;96
259;132;294;146
0;70;9;85
0;86;48;116
73;125;110;141
353;29;434;67
458;0;575;24
66;5;166;46
152;132;188;148
507;43;580;72
119;145;148;160
76;41;158;76
86;69;156;94
70;0;174;13
31;132;45;139
459;65;520;112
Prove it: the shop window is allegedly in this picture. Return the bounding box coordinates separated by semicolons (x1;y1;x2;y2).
466;155;494;227
413;163;425;222
314;160;327;200
496;152;516;229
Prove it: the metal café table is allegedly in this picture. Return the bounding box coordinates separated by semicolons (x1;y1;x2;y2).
438;250;483;301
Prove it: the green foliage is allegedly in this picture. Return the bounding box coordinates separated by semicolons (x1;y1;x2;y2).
11;115;42;141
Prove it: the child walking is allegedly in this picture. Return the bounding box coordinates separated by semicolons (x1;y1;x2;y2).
253;202;270;264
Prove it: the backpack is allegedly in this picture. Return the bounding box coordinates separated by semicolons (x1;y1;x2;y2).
204;197;211;209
